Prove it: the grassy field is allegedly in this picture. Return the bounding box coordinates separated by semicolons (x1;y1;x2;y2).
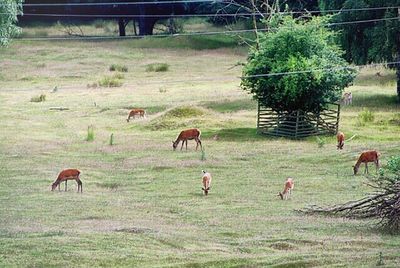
1;26;400;267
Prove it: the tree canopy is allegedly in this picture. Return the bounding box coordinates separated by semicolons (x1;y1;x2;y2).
319;0;400;101
0;0;23;46
241;15;356;113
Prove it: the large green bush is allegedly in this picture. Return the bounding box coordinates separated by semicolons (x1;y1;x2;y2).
0;0;23;46
241;16;356;113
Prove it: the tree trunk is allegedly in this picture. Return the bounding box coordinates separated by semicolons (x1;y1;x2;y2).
138;18;157;36
397;40;400;103
118;19;126;36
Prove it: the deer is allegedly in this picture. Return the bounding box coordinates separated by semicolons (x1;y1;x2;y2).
353;150;380;175
51;169;82;193
127;109;146;122
337;131;345;150
172;128;202;151
201;170;212;196
278;177;294;200
342;92;352;105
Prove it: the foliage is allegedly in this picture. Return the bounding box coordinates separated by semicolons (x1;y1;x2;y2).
320;0;400;101
98;73;124;87
109;64;128;72
145;63;169;72
357;108;375;124
0;0;23;46
30;94;46;103
109;133;114;146
241;15;356;113
86;125;94;142
386;155;400;175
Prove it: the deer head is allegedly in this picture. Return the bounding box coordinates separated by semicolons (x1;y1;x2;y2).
202;187;210;195
353;165;358;175
172;141;178;150
51;182;58;191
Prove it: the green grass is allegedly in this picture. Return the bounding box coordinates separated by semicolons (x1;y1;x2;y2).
0;32;400;267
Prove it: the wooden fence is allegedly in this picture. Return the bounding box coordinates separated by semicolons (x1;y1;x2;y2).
257;102;340;138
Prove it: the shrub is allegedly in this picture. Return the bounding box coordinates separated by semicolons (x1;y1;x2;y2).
145;63;169;72
86;125;94;141
109;64;128;72
241;15;356;113
109;133;114;146
98;73;124;87
30;94;46;102
387;156;400;175
358;109;375;123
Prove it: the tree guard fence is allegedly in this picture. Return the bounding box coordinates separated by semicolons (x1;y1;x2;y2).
257;102;340;138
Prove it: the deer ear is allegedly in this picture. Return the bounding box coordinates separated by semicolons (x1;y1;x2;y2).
206;187;210;191
202;188;205;190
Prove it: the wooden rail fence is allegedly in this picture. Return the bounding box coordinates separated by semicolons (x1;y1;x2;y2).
257;102;340;138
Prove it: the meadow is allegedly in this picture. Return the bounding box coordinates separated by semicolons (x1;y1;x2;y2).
0;21;400;267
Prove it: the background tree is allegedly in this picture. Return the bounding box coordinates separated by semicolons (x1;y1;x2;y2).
241;15;356;113
0;0;23;46
319;0;400;101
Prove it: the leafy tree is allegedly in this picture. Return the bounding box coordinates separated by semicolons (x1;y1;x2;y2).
319;0;400;101
241;15;356;113
0;0;23;46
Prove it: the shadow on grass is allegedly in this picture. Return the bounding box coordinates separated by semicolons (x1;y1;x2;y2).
202;128;269;141
201;98;257;113
348;94;399;109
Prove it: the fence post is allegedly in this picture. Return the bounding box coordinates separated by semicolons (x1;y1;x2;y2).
336;103;341;134
257;101;260;134
295;110;300;138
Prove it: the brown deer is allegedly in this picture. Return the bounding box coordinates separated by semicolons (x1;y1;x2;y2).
278;177;294;200
337;131;345;150
172;128;202;151
353;150;380;175
201;170;212;196
51;169;82;193
127;109;146;122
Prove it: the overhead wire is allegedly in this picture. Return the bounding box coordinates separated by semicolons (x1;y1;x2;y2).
0;61;399;93
13;16;399;41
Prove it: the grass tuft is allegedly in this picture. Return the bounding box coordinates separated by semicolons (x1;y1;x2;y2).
98;73;124;87
30;94;46;102
145;63;169;72
109;64;128;72
86;125;95;141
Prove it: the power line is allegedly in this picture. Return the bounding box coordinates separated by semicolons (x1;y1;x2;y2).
0;62;398;93
8;0;225;7
7;0;399;15
240;61;400;79
16;6;400;18
14;16;399;42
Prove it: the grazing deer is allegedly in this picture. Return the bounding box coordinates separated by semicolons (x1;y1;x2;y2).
51;169;82;193
127;109;146;122
201;170;212;196
337;131;345;150
353;150;380;175
172;128;202;151
342;92;352;105
278;177;294;200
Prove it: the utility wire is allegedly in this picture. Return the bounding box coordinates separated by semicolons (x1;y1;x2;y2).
6;0;225;7
6;0;398;15
16;7;400;18
0;62;398;93
14;16;399;42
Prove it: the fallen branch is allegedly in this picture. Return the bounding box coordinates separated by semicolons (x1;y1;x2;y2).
49;107;70;111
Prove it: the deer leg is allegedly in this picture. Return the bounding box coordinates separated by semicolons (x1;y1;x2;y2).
185;140;188;150
65;180;67;191
58;183;61;191
198;139;202;150
180;140;184;150
365;163;369;174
